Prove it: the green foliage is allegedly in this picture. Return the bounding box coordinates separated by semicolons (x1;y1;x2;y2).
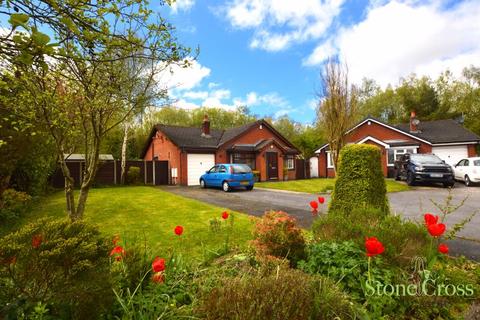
0;218;113;319
251;211;306;266
330;144;389;215
0;188;31;223
312;207;429;266
127;166;142;185
197;268;357;320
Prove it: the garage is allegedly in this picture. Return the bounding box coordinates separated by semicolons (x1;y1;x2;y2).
432;145;469;166
187;154;215;186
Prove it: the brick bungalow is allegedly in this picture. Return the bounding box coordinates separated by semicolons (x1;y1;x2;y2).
141;116;300;185
312;112;480;178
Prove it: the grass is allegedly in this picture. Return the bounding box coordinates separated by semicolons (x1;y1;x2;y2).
256;178;410;194
2;186;254;260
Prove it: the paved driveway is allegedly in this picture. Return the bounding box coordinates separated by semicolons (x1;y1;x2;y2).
163;183;480;259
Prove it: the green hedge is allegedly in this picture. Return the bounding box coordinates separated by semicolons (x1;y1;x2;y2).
329;144;389;215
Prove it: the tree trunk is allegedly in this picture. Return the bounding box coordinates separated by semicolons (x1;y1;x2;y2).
120;123;129;184
58;158;77;221
74;143;101;220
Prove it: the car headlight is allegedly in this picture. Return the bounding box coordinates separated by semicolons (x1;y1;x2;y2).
415;165;423;172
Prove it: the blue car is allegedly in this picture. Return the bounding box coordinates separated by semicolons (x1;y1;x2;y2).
200;164;255;192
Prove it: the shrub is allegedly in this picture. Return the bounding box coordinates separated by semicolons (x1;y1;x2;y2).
0;218;113;319
251;211;305;266
196;268;356;320
252;170;260;182
330;144;389;215
127;166;142;185
0;188;32;223
312;207;429;266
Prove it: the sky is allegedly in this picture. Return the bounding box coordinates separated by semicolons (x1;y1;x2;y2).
153;0;480;124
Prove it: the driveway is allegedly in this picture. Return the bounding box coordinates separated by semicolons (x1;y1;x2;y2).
163;183;480;260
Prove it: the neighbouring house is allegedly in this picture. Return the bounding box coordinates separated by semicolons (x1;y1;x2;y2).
141;116;301;185
312;112;480;178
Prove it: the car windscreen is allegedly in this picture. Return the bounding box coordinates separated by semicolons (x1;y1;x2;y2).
474;160;480;166
231;164;252;173
410;154;444;164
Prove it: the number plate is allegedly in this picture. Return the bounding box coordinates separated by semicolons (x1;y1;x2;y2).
430;173;443;178
241;181;249;185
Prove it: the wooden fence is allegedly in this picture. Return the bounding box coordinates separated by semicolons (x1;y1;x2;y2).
51;160;169;188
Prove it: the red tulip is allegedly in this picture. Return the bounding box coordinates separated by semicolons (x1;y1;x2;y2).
365;237;385;257
110;246;125;260
152;257;166;273
438;243;449;254
174;225;184;236
318;197;325;204
32;234;42;249
427;223;446;237
424;213;439;226
222;211;229;220
152;272;165;284
309;201;318;209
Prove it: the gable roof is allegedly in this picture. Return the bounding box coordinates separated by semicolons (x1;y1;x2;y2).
395;119;480;144
315;116;480;153
140;119;299;158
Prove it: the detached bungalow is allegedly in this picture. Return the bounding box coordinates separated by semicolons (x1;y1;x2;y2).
141;116;300;185
312;112;480;178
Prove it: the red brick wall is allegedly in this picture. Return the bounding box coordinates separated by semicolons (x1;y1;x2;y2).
468;144;478;157
143;131;181;184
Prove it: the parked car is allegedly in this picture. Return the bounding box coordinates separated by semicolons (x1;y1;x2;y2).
394;153;455;187
453;157;480;186
200;164;255;192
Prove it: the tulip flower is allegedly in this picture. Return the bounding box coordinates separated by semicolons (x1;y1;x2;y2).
110;245;125;261
32;234;42;249
222;211;229;219
174;225;184;236
152;272;165;284
438;243;449;254
427;223;446;237
424;213;439;226
365;237;385;257
152;257;166;273
318;197;325;204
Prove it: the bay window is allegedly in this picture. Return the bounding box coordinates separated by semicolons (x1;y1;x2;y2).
232;152;256;170
387;148;417;166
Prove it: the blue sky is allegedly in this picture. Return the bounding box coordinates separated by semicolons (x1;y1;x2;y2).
154;0;479;124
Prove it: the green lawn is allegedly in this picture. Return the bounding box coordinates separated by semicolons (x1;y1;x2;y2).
2;186;254;260
256;178;410;194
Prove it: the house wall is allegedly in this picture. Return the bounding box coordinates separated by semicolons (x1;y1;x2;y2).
317;121;433;178
216;123;294;182
143;131;181;184
468;144;478;157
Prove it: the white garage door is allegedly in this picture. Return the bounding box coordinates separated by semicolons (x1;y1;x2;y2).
432;145;468;166
309;156;319;178
187;154;215;186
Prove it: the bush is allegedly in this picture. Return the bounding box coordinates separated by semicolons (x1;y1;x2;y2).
251;211;305;266
0;218;113;319
252;170;260;182
330;144;389;215
0;188;31;223
127;166;142;185
197;268;356;320
312;207;429;266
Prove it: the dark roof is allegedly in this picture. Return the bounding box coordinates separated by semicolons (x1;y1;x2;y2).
395;119;480;144
140;119;300;158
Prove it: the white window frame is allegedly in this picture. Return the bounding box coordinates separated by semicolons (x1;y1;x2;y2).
326;151;334;169
387;147;418;167
286;157;295;170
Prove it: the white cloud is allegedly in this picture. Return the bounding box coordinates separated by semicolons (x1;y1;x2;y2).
170;0;195;13
156;58;210;91
183;91;209;100
223;0;344;51
304;0;480;86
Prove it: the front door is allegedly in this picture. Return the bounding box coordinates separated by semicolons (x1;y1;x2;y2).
266;152;278;180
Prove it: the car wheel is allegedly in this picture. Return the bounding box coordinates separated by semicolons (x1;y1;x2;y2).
465;175;471;187
200;179;206;188
246;185;254;191
406;172;416;186
222;181;230;192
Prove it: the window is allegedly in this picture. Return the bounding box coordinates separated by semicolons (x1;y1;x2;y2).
387;148;417;166
219;165;227;173
464;160;470;166
208;165;218;173
286;156;295;170
474;160;480;166
232;153;256;170
231;164;252;173
326;151;334;169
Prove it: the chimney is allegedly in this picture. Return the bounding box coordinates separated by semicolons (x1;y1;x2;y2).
409;111;418;133
201;114;211;137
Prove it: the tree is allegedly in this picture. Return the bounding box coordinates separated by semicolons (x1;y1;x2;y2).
317;60;358;170
1;0;191;221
